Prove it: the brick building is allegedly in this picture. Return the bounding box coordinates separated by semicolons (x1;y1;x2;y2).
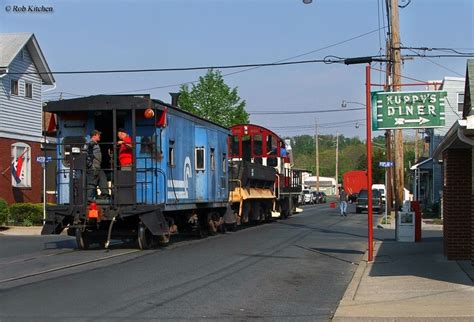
0;33;55;204
434;59;474;265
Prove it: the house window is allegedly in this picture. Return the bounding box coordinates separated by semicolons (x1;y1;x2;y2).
25;83;33;98
11;143;31;188
11;79;18;95
457;93;464;112
195;147;205;171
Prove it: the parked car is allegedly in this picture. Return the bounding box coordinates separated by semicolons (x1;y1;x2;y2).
302;189;313;204
311;191;319;204
372;184;386;204
356;189;383;214
316;191;327;203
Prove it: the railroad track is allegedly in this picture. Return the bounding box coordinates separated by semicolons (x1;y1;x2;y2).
0;248;144;285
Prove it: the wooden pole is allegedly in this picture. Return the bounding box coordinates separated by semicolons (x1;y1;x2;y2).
385;39;393;213
315;119;320;192
390;0;404;210
335;131;339;196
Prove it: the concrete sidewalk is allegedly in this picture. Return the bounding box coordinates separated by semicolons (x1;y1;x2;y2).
0;226;43;236
333;230;474;321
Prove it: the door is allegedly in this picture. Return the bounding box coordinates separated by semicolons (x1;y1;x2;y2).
195;127;208;201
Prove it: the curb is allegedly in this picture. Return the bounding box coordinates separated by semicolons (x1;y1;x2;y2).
331;244;371;322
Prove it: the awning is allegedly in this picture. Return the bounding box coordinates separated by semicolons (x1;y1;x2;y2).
410;158;433;171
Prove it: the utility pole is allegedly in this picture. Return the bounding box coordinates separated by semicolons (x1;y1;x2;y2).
335;131;339;196
390;0;404;210
315;119;320;192
385;39;393;213
414;130;419;161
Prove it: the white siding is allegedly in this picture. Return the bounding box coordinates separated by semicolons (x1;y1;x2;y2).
437;77;465;136
0;48;43;141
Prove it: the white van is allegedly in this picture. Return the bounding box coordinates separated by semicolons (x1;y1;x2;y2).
372;184;386;203
302;189;312;204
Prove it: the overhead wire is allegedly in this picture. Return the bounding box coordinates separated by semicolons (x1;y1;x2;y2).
44;27;387;96
248;107;364;115
402;46;464;77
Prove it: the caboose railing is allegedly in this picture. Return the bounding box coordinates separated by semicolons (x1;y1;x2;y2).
45;139;165;207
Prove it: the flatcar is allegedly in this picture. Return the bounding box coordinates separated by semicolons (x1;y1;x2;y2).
228;124;302;224
41;95;229;249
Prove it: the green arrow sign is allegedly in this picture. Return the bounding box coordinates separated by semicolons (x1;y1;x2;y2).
372;90;447;130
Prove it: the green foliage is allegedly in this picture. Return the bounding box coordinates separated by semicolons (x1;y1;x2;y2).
355;147;386;184
0;198;9;226
292;134;367;182
9;203;43;226
178;69;249;128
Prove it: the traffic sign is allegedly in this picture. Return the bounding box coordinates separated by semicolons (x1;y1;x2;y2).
372;90;447;130
36;156;52;163
379;161;393;168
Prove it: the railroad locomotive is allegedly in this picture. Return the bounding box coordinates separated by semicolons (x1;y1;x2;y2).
228;124;302;224
41;95;302;249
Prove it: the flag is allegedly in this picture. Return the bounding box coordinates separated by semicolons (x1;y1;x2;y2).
47;113;56;132
11;148;28;184
156;107;168;127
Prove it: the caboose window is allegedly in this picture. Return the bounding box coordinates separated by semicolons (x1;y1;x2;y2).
195;147;205;171
231;135;239;156
266;135;277;156
61;136;86;168
168;144;175;167
253;134;263;156
210;148;215;171
222;153;227;173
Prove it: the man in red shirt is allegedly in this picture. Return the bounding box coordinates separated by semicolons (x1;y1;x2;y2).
117;128;133;170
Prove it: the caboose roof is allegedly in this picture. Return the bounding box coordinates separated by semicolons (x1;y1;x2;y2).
44;94;229;132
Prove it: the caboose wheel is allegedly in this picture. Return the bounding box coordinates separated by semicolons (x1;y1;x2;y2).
207;212;222;235
75;228;90;250
138;223;153;250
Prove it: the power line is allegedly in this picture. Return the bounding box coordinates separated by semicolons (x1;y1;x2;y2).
404;54;474;58
10;58;343;76
44;27;387;95
248;107;364;115
400;46;474;56
402;46;464;77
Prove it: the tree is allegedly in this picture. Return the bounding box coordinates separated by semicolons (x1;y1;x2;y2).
178;69;249;128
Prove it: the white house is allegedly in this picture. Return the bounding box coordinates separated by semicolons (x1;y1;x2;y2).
0;32;55;204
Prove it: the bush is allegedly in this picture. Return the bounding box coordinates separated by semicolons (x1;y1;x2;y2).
9;203;43;226
0;198;9;226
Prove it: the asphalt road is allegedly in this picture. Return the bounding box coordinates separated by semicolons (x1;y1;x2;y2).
0;203;393;321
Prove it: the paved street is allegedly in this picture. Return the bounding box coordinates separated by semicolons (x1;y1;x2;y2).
0;204;390;321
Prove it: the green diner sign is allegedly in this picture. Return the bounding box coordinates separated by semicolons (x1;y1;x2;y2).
372;90;447;130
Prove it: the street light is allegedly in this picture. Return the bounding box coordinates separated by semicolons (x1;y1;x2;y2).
341;100;366;108
302;0;313;4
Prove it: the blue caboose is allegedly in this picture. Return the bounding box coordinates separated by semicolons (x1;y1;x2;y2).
41;95;229;249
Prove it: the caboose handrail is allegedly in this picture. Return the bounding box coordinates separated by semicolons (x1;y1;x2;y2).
275;174;280;200
229;179;242;199
155;167;167;204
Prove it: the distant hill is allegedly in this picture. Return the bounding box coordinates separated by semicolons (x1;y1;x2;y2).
289;134;419;186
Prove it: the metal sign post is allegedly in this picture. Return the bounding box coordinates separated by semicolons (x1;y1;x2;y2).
36;156;52;222
366;65;373;262
379;161;393;226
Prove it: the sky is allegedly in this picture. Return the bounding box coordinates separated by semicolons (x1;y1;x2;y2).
1;0;473;139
